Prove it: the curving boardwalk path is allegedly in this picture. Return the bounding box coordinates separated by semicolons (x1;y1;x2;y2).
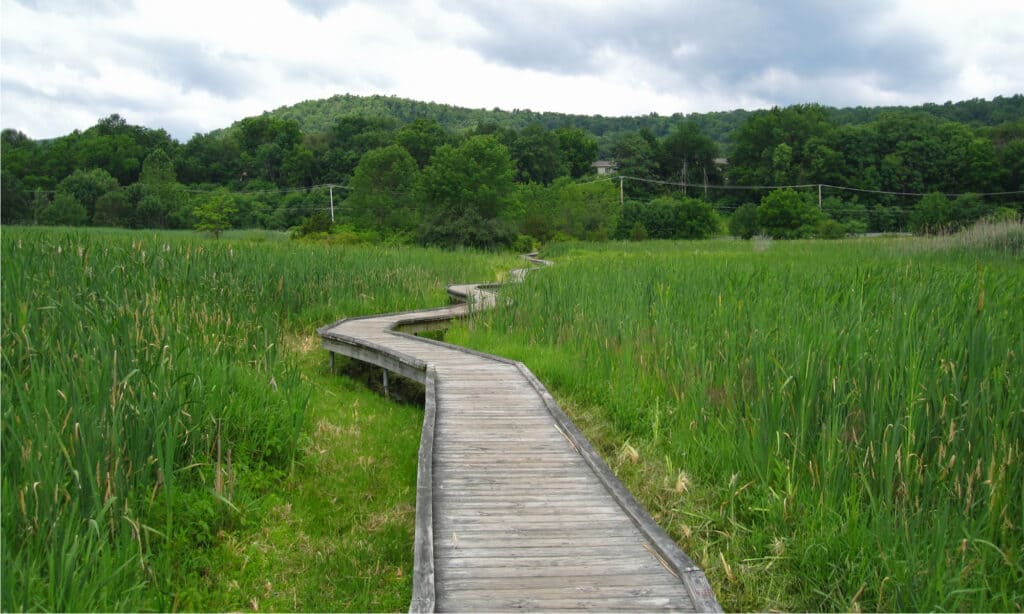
317;257;720;612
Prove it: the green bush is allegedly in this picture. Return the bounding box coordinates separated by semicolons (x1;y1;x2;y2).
815;218;847;239
756;189;822;239
729;203;759;239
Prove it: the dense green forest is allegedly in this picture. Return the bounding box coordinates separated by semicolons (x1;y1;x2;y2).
264;93;1024;151
2;94;1022;246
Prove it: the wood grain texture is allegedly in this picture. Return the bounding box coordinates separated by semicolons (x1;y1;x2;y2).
318;256;720;612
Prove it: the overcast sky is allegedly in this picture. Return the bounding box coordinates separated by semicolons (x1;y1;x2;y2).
2;0;1023;141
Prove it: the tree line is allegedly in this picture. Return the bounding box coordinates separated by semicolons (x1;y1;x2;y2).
2;96;1022;247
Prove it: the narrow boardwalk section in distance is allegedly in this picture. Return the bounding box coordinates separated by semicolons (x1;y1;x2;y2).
318;263;720;612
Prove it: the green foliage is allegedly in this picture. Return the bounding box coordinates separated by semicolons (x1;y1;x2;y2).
3;96;1022;241
296;211;333;236
821;196;869;234
416;135;516;248
554;127;599;178
910;192;954;234
511;124;567;184
1;226;519;611
92;188;129;227
511;234;538;253
39;192;89;226
0;169;30;223
193;192;238;238
677;197;720;239
56;168;120;221
619;195;719;240
911;192;994;234
611;131;660;197
659;121;721;187
814;218;847;239
629;221;648;241
729;203;760;239
345;145;419;233
513;178;620;241
396;118;448;168
730;105;834;186
756;189;822;238
451;238;1024;612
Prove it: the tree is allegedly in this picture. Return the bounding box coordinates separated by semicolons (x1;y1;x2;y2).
511;124;566;184
658;122;719;191
756;189;822;238
39;192;88;226
554;128;598;178
55;168;120;222
345;145;420;233
396;118;448;168
629;221;648;241
417;135;516;248
92;189;130;227
730;105;834;186
552;178;620;240
677;197;719;239
281;145;317;187
611;131;660;197
1;169;30;223
729;203;760;239
910;192;953;234
193;192;238;238
132;149;191;228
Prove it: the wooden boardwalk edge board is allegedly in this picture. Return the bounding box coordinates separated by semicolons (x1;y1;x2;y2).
317;255;722;613
410;366;438;612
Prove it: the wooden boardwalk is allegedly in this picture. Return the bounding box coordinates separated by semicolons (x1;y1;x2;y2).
317;260;720;612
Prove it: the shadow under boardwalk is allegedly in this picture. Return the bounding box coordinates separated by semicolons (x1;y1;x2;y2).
318;269;720;612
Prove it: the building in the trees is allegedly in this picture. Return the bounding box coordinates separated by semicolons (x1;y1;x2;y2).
592;160;618;175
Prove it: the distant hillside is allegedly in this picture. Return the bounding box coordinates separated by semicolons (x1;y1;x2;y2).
261;93;1024;148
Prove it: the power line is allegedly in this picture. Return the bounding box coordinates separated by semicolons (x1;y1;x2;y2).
619;175;1024;198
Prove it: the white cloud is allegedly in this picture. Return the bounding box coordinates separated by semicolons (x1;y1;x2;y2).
1;0;1021;140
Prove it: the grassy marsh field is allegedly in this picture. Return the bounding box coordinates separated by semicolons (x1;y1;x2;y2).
0;227;517;611
3;223;1021;612
448;224;1024;612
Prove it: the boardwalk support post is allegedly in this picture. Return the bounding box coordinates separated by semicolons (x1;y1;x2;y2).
382;368;390;398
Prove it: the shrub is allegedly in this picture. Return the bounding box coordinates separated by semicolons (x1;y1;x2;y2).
815;218;847;239
677;198;720;239
756;189;821;239
729;203;759;239
296;212;333;237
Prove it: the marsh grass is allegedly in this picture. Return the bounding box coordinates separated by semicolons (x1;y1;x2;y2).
449;232;1023;611
1;227;517;611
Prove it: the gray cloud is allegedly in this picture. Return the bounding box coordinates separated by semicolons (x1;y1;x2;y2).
453;0;952;107
115;35;257;99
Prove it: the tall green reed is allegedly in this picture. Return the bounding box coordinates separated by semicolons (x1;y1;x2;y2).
1;227;515;611
458;236;1023;611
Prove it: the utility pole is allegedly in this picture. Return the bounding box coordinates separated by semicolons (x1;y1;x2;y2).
329;185;335;223
682;159;688;196
818;184;822;210
703;165;708;200
619;176;624;209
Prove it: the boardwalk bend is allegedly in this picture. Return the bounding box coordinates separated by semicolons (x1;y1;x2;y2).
317;256;721;612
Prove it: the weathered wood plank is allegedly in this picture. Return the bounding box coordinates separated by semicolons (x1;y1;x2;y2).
318;260;720;613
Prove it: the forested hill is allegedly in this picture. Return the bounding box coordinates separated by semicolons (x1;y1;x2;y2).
262;93;1024;146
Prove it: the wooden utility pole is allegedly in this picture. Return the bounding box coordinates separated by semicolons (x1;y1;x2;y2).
329;185;335;222
818;184;822;210
620;176;624;209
